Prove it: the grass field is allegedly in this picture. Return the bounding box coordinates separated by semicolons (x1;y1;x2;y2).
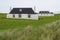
0;13;60;30
0;13;60;40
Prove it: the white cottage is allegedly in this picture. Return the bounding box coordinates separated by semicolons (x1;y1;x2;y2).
7;8;38;20
38;11;54;16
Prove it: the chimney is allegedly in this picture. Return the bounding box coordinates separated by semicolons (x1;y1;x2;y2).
10;6;12;11
34;6;36;13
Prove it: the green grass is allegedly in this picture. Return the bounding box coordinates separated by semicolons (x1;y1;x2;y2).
0;20;60;40
0;13;60;30
0;13;60;40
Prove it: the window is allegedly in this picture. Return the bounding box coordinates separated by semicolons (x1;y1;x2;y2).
42;11;44;13
13;14;15;18
28;14;30;18
19;14;21;17
51;12;53;14
19;9;22;12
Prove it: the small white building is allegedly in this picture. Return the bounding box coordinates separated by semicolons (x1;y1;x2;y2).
7;8;38;20
38;11;54;16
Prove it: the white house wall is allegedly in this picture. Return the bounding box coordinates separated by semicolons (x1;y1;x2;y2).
7;14;38;20
21;14;28;19
38;13;54;16
48;14;54;16
15;14;19;18
21;14;38;20
7;14;13;18
30;14;38;20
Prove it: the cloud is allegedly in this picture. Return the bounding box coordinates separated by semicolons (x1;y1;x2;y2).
0;0;60;13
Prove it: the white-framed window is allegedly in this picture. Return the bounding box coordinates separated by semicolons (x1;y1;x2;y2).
13;14;15;18
19;14;21;17
19;9;22;12
28;14;30;18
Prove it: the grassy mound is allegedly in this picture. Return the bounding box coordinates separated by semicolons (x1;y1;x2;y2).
0;20;60;40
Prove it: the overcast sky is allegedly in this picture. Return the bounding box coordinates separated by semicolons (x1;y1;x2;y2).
0;0;60;13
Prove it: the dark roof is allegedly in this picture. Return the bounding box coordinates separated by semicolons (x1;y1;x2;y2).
50;12;53;14
39;11;53;14
39;11;49;14
9;8;36;14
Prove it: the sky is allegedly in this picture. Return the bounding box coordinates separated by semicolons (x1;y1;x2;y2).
0;0;60;13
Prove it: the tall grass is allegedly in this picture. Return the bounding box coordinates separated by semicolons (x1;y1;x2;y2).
0;20;60;40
